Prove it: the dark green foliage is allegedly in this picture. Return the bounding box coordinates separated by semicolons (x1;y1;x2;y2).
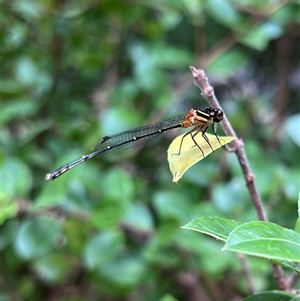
1;1;299;300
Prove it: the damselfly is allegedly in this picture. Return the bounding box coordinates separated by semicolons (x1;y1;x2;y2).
46;107;224;180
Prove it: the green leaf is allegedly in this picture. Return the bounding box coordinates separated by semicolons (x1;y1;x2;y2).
212;179;249;212
152;45;193;68
0;99;39;125
0;219;19;250
144;237;179;267
32;255;73;284
153;191;191;223
205;0;241;27
242;290;297;301
223;221;300;262
90;200;125;230
241;22;283;51
298;192;300;218
14;217;62;260
0;198;19;225
160;294;179;301
183;218;300;273
168;133;234;183
295;218;300;234
13;0;43;20
101;169;135;202
296;193;300;233
208;49;248;77
84;230;124;270
97;254;147;289
122;202;154;231
18;119;52;146
182;217;242;241
1;157;32;199
157;10;183;30
129;43;165;92
15;57;52;91
156;219;181;244
285;114;300;147
100;107;142;139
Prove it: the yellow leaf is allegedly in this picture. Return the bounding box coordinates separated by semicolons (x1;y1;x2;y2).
167;133;235;183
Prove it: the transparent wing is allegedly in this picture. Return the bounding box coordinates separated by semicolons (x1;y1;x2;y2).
93;114;187;157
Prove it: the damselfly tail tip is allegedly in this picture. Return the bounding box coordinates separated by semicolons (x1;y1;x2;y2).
45;173;52;181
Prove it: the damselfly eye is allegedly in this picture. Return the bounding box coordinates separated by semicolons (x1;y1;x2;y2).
211;109;223;123
216;110;223;121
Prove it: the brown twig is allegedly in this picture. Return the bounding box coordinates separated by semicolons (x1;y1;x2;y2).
190;66;267;221
273;35;293;132
189;66;288;289
273;265;288;290
175;272;211;301
238;253;256;294
287;272;299;289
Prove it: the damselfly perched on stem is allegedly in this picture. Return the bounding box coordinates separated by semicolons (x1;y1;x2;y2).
45;107;223;180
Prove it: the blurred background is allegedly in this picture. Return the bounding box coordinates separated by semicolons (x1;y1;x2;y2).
1;0;300;300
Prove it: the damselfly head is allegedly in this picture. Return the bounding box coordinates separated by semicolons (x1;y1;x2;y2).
205;107;224;123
